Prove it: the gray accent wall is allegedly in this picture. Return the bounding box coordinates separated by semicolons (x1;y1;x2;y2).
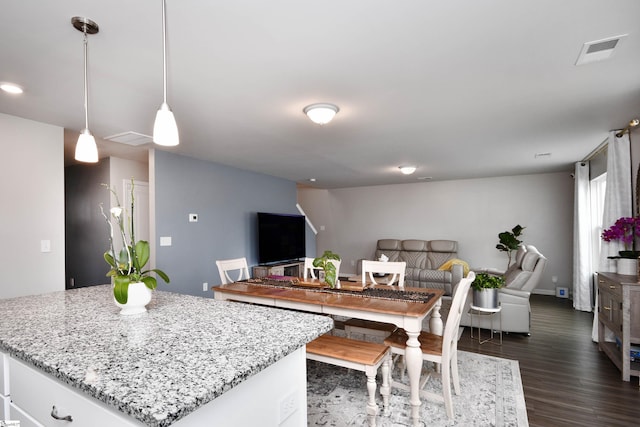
153;150;312;296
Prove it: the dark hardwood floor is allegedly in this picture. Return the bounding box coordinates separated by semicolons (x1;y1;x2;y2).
457;294;640;427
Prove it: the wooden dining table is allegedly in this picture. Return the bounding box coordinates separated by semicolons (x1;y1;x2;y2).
214;277;444;427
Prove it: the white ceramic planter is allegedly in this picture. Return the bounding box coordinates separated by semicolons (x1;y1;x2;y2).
617;258;637;276
114;282;152;315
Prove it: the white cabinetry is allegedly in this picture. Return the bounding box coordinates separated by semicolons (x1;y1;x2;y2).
3;348;307;427
9;357;140;427
1;351;9;420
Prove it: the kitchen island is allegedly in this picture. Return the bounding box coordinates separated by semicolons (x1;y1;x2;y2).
0;285;333;426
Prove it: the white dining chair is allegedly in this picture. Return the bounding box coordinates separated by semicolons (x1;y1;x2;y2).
216;257;250;285
344;261;407;341
361;260;406;289
303;257;342;281
383;271;475;419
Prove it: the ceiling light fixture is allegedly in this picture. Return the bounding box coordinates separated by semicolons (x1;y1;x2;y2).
0;82;24;94
303;103;339;125
399;166;417;175
72;17;99;163
153;0;179;146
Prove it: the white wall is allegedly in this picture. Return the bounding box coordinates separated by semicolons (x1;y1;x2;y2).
298;172;574;295
0;113;65;298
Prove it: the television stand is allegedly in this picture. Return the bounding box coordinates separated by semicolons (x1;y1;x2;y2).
253;260;304;278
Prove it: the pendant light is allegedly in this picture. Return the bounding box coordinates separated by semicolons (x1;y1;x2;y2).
72;17;99;163
153;0;179;146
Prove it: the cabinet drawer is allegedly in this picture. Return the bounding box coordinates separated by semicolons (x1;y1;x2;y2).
0;351;8;395
9;358;141;427
10;402;44;427
599;277;622;298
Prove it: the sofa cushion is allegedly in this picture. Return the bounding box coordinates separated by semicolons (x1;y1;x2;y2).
378;239;401;251
375;240;401;262
429;240;458;253
521;252;539;272
505;270;532;290
401;239;428;251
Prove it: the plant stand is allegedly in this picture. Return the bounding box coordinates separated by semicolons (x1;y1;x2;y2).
469;304;502;345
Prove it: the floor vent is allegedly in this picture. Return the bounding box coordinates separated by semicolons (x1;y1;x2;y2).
575;34;627;65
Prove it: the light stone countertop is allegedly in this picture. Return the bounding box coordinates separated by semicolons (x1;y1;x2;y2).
0;285;333;426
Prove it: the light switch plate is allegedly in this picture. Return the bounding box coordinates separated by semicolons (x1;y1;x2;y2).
160;236;172;246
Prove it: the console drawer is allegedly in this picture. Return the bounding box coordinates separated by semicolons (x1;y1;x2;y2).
9;358;140;427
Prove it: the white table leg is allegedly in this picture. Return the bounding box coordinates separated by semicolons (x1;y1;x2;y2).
404;329;422;427
429;297;443;336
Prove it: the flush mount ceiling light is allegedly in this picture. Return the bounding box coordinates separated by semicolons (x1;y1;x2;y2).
0;82;24;94
153;0;179;146
303;103;339;125
399;165;417;175
72;16;99;163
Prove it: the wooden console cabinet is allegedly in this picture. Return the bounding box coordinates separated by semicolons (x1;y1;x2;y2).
253;260;304;278
597;272;640;381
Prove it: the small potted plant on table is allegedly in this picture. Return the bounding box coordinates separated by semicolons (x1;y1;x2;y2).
313;250;341;289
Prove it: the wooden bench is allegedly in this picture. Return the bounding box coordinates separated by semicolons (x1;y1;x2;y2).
344;318;397;341
306;334;391;426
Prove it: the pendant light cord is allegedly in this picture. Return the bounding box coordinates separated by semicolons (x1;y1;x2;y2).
83;31;89;130
162;0;168;104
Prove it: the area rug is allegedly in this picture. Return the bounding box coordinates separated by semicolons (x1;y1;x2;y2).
307;350;528;426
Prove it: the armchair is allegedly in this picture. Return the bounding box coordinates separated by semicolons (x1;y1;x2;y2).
460;245;547;334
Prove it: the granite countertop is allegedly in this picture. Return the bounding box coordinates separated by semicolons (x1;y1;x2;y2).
0;285;333;426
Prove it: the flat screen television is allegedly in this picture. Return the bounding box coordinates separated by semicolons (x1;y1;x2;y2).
257;212;306;264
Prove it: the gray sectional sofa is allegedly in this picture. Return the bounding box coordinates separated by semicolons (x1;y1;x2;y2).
373;239;463;296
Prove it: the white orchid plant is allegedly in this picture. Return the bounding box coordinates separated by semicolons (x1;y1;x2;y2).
100;179;169;304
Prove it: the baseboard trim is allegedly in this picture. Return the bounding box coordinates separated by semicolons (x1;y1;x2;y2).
533;289;556;296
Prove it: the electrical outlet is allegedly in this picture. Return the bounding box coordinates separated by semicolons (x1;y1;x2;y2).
279;392;297;424
189;213;198;222
203;282;208;292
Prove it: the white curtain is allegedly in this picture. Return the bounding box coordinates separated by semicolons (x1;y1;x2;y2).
572;162;592;311
598;131;632;270
592;131;632;341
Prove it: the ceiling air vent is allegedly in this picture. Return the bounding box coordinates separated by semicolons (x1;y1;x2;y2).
575;34;627;65
104;131;153;146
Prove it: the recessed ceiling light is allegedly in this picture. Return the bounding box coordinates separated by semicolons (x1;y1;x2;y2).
0;82;24;94
399;166;417;175
309;178;316;182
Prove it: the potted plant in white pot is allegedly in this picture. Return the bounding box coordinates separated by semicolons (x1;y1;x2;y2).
100;180;170;315
313;250;341;288
601;216;640;275
471;273;505;309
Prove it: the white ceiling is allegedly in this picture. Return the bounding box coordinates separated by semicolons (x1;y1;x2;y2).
1;1;639;188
